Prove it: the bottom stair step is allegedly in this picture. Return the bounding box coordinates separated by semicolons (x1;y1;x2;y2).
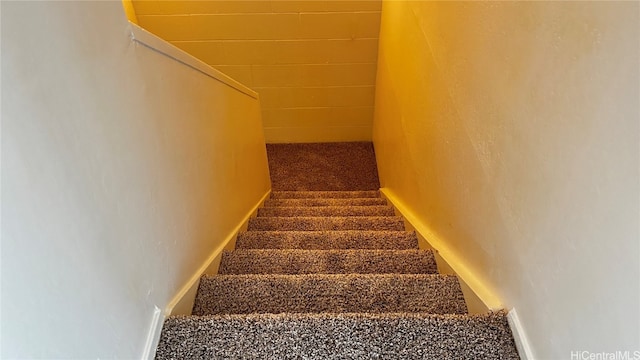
219;249;438;275
192;274;467;315
156;311;519;359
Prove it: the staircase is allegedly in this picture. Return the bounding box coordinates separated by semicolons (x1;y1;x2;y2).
155;190;519;359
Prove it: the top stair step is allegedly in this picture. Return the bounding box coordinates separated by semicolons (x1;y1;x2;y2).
265;197;387;207
270;191;380;199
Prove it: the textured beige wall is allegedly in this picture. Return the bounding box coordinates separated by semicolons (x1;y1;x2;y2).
373;1;639;358
133;1;381;143
2;1;270;358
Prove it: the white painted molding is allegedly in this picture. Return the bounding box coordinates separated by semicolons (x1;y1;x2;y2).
507;308;535;360
379;187;504;310
127;22;258;99
141;306;163;360
140;190;271;360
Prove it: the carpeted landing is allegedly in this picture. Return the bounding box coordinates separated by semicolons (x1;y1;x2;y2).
266;142;380;191
155;189;519;359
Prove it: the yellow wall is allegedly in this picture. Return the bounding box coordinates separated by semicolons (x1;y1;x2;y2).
133;0;381;143
121;0;138;24
3;1;270;357
373;1;638;358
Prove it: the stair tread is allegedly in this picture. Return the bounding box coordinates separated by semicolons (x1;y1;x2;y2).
248;216;405;231
236;230;419;250
192;273;467;315
156;311;519;360
258;205;396;217
265;198;388;207
219;249;438;275
270;190;380;199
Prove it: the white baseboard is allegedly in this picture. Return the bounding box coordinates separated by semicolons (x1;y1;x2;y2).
141;306;163;360
507;308;535;360
379;187;503;311
140;189;271;360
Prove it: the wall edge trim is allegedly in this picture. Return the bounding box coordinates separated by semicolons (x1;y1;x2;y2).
379;187;503;310
507;308;536;360
141;306;163;360
127;22;258;99
140;189;271;360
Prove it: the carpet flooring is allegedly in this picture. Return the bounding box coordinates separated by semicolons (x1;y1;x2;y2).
248;216;406;231
155;144;519;359
264;197;388;207
257;205;396;217
192;274;467;315
235;230;420;250
270;190;381;199
218;249;438;275
157;312;517;359
266;142;380;191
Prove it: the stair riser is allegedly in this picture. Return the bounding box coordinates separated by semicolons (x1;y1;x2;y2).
270;190;380;199
193;274;467;315
235;231;420;250
257;206;395;217
248;217;405;231
156;312;519;360
219;250;438;275
265;198;388;207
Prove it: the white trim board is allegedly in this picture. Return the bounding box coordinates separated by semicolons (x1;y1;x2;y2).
508;308;536;360
141;306;163;360
141;189;271;360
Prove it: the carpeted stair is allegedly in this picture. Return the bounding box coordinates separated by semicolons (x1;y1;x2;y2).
264;197;388;207
248;216;406;231
192;273;467;315
270;190;381;198
258;205;395;217
156;189;519;359
159;312;516;359
235;230;420;250
218;249;438;274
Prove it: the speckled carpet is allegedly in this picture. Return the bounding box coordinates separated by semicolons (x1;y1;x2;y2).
155;144;519;359
266;142;380;191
